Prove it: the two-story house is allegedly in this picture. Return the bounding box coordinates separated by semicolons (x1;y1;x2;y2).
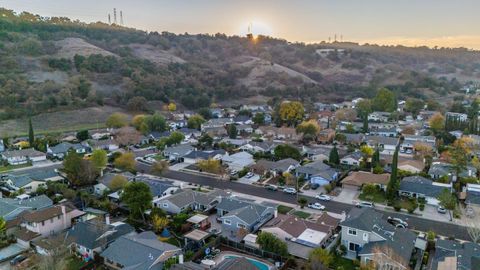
21;204;84;237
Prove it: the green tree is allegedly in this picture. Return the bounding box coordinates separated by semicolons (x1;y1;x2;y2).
253;112;265;125
109;175;128;191
308;248;333;270
256;231;289;257
429;112;445;134
28;118;34;146
298;198;308;208
90;149;107;173
168;131;185;145
227;124;237;139
187;114;206;130
198;134;213;149
386;146;399;202
279;101;305;126
371;148;380;168
76;130;89;141
437;188;457;211
106;112;129;128
329;145;340;165
197;159;223;174
356;99;372;118
144;113;167;133
152;160;169;175
372;88;397;112
0;216;6;240
114;152;136;171
274;144;301;161
405;98;425;117
296;120;320;142
121;182;152;221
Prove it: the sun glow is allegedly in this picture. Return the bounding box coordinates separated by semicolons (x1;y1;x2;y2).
239;20;273;38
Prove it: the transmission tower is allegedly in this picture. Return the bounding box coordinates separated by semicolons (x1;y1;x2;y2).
120;11;124;26
108;14;111;24
113;8;117;24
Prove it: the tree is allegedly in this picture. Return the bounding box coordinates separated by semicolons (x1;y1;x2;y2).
127;96;148;112
198;134;213;149
76;129;89;141
360;145;374;164
198;107;212;119
90;149;107;174
356;99;372;119
109;175;128;191
335;108;357;122
371;147;380;168
63;150;82;184
197;158;223;174
115;127;142;146
308;248;333;270
298;198;308;208
121;182;152;221
429;112;445;134
131;114;147;133
372;88;397;112
152;160;169;175
296;120;320;142
106;112;129;128
152;214;169;233
144;113;167;132
329;145;340;165
405;98;425;117
256;231;289;257
386;146;399;202
274;144;301;160
0;217;6;241
279;101;305;126
114;152;136;171
253;112;265;125
187;114;206;130
168;131;185;145
437;188;456;211
167;102;177;111
28;118;34;146
227;124;237;139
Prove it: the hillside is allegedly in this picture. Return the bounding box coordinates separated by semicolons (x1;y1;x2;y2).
0;8;479;124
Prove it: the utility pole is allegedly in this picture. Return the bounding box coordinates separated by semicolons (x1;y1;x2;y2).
113;8;117;24
108;14;111;24
120;11;124;26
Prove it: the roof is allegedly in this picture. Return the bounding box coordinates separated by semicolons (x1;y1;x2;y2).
217;197;273;225
365;135;399;146
431;239;480;270
49;142;85;154
98;172;135;187
272;158;299;171
399;176;450;198
0;195;53;220
340;207;394;232
215;257;259;270
184;229;210;241
295;161;332;176
67;220;134;249
163;143;194;156
162;189;223;209
184;150;225;160
428;162;477;178
342;171;390;187
466;190;480;205
186;214;209;224
134;176;175;197
14;227;41;241
2;148;45;158
23;204;82;223
101;231;180;270
263;214;333;239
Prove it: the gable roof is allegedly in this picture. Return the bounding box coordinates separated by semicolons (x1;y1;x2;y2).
2;148;45;158
67;220;134;250
215;257;258;270
134;177;175;197
431;240;480;270
22;204;80;223
342;171;390;187
162;189;224;209
0;195;53;220
217;197;273;225
399;176;451;198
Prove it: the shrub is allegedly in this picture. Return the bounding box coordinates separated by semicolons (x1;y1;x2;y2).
419;204;425;211
394;205;401;211
324;183;333;194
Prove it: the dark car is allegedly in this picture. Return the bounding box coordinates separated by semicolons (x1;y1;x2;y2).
310;183;320;190
10;254;27;266
265;184;278;191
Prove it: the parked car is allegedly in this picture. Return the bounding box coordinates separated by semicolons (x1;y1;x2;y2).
208;227;222;235
10;255;27;266
265;184;278;191
230;170;238;176
387;216;408;228
245;172;254;178
308;202;325;210
315;194;332;201
283;187;297;194
310;183;320;190
356;201;375;208
437;206;447;214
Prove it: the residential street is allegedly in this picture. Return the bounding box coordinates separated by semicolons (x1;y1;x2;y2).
137;161;472;241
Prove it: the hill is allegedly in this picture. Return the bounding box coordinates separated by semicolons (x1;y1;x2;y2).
0;8;479;123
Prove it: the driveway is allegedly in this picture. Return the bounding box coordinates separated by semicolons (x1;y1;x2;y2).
0;243;28;262
332;187;358;204
237;174;260;184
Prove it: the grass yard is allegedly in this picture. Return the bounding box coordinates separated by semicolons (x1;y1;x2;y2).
399;198;416;210
277;205;293;214
0;163;32;172
330;254;356;270
160;236;181;247
292;210;311;219
358;190;387;203
65;256;88;270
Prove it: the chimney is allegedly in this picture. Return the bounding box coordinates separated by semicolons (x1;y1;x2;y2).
105;214;110;225
61;205;67;227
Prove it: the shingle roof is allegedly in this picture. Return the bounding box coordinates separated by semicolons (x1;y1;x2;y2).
215;257;258;270
217;197;273;225
67;220;134;250
399;176;450;198
340;208;394;232
295;161;332;176
432;240;480;270
134;177;174;197
2;148;45;158
0;195;53;220
341;171;390;187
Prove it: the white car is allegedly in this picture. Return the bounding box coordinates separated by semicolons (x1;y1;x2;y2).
356;201;375;208
308;202;325;210
315;194;332;201
245;172;254;178
283;187;297;194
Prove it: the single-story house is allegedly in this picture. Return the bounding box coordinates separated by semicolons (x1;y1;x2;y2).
163;144;195;161
341;171;390;191
88;139;119;152
239;141;277;154
428;162;477;180
183;150;225;164
399;176;452;206
295;161;339;185
430;239;480;270
2;148;47;165
154;189;226;214
365;135;399;155
93;172;135;196
221;151;255;171
0;195;53;221
340;152;363;167
47;142;89;159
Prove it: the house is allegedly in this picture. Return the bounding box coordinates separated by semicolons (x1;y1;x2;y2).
134;176;178;201
365;135;399;155
154;189;226;214
233;115;252;125
446;112;468;122
221;152;255;171
47;142;89;159
1;148;47;165
256;126;301;141
295;161;339;184
369;127;398;137
397;159;425;174
429;162;477;180
93;172;135;196
401;135;436;153
303;146;334;162
340;208;416;269
341;171;390;191
239;141;277;154
430;239;480;270
340;152;363;167
21;204;85;237
399;176;452;206
101;231;181;270
237;124;254;134
67;220;135;260
216;197;276;236
183;150;225;164
252;158;300;176
163;144;195;161
465;183;480;211
201;118;233;131
317;129;335;144
342;133;364;145
0;195;52;221
88;139;119;152
368;112;391;122
261;213;340;259
1;174;47;194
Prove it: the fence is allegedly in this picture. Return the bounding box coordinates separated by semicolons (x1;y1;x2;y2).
219;237;289;264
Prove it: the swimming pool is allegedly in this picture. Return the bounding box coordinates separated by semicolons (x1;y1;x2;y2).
223;255;271;270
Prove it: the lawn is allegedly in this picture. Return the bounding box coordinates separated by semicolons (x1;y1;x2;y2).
277;205;293;214
0;163;32;172
65;256;88;270
160;236;181;247
358;190;387;203
330;255;356;270
292;210;311;219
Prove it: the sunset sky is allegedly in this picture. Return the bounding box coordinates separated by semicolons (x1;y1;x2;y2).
2;0;480;49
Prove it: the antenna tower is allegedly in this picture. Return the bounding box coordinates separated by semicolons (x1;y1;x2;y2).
108;14;111;24
120;11;124;25
113;8;117;24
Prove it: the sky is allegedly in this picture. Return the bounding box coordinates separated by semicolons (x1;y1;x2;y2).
1;0;480;49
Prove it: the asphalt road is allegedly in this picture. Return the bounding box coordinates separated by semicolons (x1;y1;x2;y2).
137;162;472;241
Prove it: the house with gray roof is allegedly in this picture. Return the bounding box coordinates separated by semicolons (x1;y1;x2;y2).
216;197;276;237
66;220;135;260
365;135;399;155
340;151;363;167
0;195;53;221
47;142;89;159
239;141;278;154
399;176;452;206
1;167;63;194
183;149;225;164
295;160;339;185
93;172;135;196
134;176;178;201
101;231;181;270
163;143;195;161
1;148;47;165
431;239;480;270
154;189;226;214
340;208;416;269
428;162;477;180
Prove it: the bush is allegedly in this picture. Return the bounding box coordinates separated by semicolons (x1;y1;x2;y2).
394;205;401;211
324;183;333;194
419;204;425;211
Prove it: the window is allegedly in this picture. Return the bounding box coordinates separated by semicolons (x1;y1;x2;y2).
223;219;231;225
162;203;168;208
348;228;357;236
349;242;360;252
237;223;246;229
